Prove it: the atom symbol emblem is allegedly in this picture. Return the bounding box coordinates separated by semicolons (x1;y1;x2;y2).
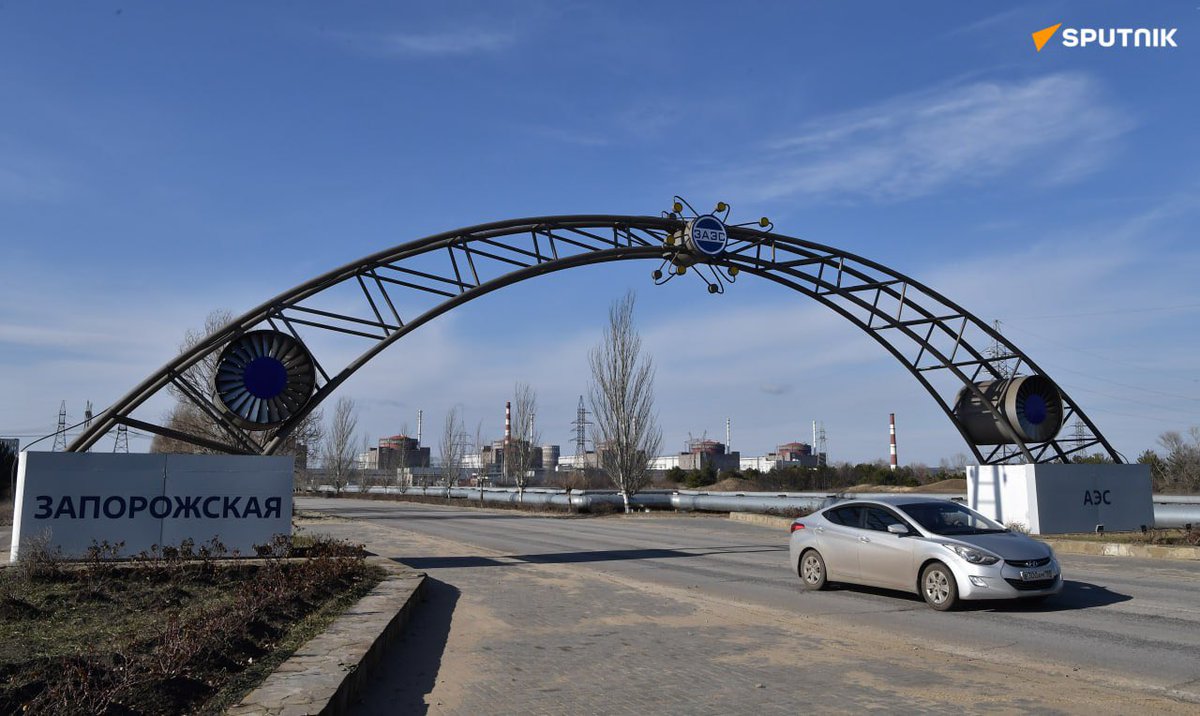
652;196;773;294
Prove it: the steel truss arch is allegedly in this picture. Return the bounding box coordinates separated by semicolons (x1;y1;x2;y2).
68;215;1119;464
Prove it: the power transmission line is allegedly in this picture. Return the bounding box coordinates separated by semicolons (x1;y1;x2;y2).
113;424;129;453
52;401;67;452
571;395;591;470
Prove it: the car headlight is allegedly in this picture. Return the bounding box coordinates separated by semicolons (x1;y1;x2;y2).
945;544;1000;565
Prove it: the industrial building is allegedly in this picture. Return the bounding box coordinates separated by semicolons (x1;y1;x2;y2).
467;440;562;486
739;441;823;472
649;438;742;473
348;426;564;487
568;438;825;477
341;406;832;490
356;434;431;471
557;451;599;471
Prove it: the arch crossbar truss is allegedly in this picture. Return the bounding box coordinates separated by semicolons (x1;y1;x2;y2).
68;215;1119;465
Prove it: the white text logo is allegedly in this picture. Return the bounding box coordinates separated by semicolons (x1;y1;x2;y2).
1033;23;1179;52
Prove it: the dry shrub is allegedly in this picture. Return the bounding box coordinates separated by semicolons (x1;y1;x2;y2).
22;653;143;716
585;501;617;516
82;540;125;592
12;532;66;583
17;534;370;715
764;507;815;519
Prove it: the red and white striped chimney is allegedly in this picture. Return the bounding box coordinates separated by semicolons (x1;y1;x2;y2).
505;401;512;446
889;413;897;471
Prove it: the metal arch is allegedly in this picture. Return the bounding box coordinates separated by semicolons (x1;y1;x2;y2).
716;225;1118;464
67;215;1119;464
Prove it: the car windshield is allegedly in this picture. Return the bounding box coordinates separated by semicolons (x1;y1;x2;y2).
898;502;1006;535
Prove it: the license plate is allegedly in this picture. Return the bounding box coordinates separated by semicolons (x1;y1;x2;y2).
1020;569;1054;581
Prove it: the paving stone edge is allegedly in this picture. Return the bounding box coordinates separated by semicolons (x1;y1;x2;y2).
227;557;426;715
727;511;1200;561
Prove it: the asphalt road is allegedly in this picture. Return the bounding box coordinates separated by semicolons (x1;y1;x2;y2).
298;497;1200;713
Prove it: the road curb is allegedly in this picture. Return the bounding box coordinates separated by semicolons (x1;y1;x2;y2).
729;512;793;530
728;512;1200;561
1039;538;1200;561
227;557;426;715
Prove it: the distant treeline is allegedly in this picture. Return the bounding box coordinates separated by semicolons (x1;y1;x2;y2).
660;462;943;492
655;424;1200;494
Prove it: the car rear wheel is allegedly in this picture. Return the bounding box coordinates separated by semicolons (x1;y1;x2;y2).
921;562;958;611
799;549;828;591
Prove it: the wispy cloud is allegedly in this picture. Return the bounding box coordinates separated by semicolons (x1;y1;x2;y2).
367;28;517;57
943;7;1031;38
524;97;691;148
726;73;1132;202
613;101;688;139
525;125;611;147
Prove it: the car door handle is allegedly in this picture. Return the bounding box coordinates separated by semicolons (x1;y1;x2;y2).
815;526;825;533
859;536;871;543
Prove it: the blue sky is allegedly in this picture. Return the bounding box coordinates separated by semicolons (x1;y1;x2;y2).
1;1;1198;465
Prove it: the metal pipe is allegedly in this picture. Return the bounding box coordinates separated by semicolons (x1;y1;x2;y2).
1150;504;1200;529
317;486;1200;529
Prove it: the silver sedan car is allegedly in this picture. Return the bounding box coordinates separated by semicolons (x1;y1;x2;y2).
789;496;1062;610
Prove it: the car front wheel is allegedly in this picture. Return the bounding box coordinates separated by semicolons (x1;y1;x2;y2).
921;562;958;611
799;549;828;591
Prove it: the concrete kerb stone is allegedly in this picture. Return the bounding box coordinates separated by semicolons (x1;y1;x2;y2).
728;512;794;531
727;511;1200;561
228;556;426;716
1038;538;1200;561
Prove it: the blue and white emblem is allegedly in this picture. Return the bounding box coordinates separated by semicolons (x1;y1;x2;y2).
686;214;728;257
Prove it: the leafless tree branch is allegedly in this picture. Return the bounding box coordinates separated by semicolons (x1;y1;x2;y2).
588;292;661;513
440;406;466;492
507;382;541;502
321;396;358;495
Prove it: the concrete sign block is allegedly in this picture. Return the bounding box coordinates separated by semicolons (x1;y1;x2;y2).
968;463;1154;535
10;451;293;561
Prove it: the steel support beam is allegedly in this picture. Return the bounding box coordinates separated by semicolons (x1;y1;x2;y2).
66;215;1119;464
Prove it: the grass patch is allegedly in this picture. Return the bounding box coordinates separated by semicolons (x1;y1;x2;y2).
201;561;383;713
0;537;384;715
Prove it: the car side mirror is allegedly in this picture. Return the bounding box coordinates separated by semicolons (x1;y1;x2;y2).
887;523;909;535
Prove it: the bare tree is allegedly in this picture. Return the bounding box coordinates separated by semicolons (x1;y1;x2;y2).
440;406;466;494
153;309;240;454
358;433;381;492
1157;428;1200;493
507;382;542;503
589;292;662;513
1;441;17;501
937;452;970;478
321;397;359;495
473;419;488;505
391;422;410;492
